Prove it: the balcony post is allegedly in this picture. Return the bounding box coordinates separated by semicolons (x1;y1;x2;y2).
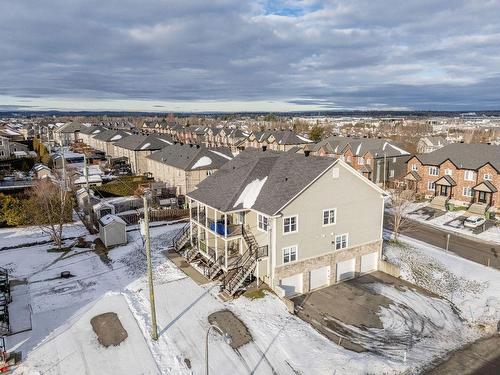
189;198;193;246
225;240;228;269
224;213;227;239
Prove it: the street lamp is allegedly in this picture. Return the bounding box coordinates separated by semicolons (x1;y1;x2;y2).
206;324;232;375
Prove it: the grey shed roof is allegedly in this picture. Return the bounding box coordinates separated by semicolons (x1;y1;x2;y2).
113;134;174;151
188;149;336;216
414;143;500;172
147;144;233;171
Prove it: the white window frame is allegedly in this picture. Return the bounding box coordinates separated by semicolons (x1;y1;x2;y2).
283;215;298;234
464;170;475;181
358;157;364;165
257;213;268;232
411;164;418;172
335;233;348;251
389;169;395;178
462;187;473;197
444;168;452;176
483;173;492;181
428;166;439;176
322;208;336;226
427;181;435;191
282;245;298;264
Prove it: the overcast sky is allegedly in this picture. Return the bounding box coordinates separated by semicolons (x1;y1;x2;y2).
1;0;500;112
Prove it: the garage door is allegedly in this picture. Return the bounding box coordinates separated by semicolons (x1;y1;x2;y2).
310;266;329;290
336;258;355;282
280;273;303;297
360;252;378;273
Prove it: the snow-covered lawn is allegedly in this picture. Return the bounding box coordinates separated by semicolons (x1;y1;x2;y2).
401;202;500;244
3;221;499;374
384;235;500;327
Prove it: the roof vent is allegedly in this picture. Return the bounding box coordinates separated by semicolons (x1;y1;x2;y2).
460;140;464;143
190;144;193;147
262;145;267;152
196;144;200;148
304;150;311;157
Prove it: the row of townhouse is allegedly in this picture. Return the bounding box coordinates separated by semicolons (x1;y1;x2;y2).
235;130;313;152
181;148;386;297
304;136;411;187
0;136;30;159
404;143;500;216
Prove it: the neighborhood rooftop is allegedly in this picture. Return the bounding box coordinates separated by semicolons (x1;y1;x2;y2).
308;136;410;157
112;134;174;151
188;149;337;216
147;143;233;171
414;143;500;171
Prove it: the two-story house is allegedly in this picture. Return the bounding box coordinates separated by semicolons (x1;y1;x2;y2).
404;143;500;216
177;149;386;298
416;136;448;154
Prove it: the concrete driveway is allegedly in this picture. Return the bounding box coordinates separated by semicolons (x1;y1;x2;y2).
291;271;468;360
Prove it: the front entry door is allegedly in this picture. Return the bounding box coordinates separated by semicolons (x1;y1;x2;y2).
439;185;448;197
478;191;488;204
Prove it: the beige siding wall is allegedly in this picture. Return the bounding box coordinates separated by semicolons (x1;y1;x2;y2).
275;163;384;268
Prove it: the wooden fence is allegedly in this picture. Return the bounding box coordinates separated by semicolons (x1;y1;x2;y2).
118;208;189;225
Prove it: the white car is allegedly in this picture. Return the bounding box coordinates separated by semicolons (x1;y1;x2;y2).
464;215;486;229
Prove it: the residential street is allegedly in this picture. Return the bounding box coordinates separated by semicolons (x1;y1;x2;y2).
424;335;500;375
384;215;500;270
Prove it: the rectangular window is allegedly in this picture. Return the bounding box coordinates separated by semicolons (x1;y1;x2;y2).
257;214;268;232
484;173;492;181
427;181;435;191
283;215;298;234
411;164;418;171
283;245;298;264
366;158;371;165
389;170;395;178
428;166;439;176
323;208;336;226
392;157;397;163
464;170;475;181
445;169;452;176
358;157;364;165
462;187;473;197
335;233;348;250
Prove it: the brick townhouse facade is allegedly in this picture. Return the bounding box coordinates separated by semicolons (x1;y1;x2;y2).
404;143;500;214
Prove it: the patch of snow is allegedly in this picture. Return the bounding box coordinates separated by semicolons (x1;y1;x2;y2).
208;149;233;160
191;156;212;169
296;135;313;143
388;143;410;155
110;134;123;141
140;142;151;150
158;138;172;145
355;143;362;155
233;176;268;209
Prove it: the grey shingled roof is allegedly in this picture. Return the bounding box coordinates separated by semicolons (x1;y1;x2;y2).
415;143;500;172
252;130;312;145
188;149;336;216
113;134;174;151
311;136;410;158
57;121;86;133
147;144;233;171
80;125;108;135
93;129;132;142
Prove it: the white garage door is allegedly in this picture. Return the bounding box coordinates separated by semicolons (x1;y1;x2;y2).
360;252;378;273
310;266;329;290
336;258;355;282
280;273;303;297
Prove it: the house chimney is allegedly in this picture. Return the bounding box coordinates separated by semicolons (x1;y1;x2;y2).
262;145;267;152
196;144;200;148
304;150;311;157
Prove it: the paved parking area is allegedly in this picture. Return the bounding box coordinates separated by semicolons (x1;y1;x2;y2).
408;207;446;221
291;271;451;354
443;216;495;235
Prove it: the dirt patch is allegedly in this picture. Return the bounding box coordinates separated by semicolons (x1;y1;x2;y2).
92;238;111;264
90;312;128;347
208;309;252;349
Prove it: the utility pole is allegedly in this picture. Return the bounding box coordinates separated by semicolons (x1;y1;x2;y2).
143;192;158;340
383;154;387;190
61;147;67;191
84;154;91;212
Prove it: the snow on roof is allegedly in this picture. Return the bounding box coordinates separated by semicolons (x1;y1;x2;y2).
208;149;233;160
233;176;268;209
13;151;28;157
158;138;173;145
99;214;126;226
74;175;102;185
297;135;313;143
387;143;410;155
140;142;151;150
191;156;212;169
110;134;123;141
356;143;362;155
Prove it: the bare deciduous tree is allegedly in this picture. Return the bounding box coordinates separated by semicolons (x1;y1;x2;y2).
26;179;73;249
387;185;417;242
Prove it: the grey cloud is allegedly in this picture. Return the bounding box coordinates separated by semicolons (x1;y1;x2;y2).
0;0;500;109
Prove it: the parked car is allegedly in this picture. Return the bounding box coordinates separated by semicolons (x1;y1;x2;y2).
464;215;486;229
